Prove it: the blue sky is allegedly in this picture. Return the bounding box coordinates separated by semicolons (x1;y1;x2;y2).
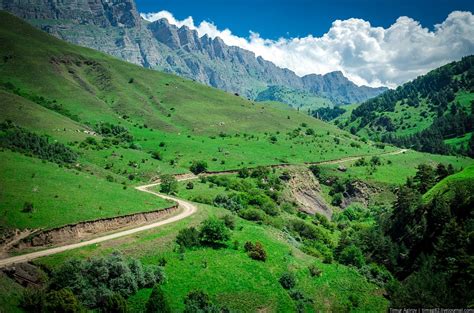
136;0;474;39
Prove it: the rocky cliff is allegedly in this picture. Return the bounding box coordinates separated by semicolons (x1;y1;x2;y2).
0;0;387;106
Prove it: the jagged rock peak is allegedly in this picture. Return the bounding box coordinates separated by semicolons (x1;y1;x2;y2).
0;0;141;28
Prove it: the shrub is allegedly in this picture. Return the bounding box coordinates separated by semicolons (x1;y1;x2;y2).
160;174;178;194
190;160;208;175
146;285;171;313
48;253;164;308
279;272;296;289
199;218;230;246
186;181;194;189
331;193;343;206
339;245;365;268
237;167;250;178
370;156;382;166
308;165;321;178
176;227;200;248
99;293;127;313
22;202;34;213
184;290;220;313
238;208;265;221
44;289;82;313
308;264;323;277
245;241;267;261
220;214;236;230
151;151;162;160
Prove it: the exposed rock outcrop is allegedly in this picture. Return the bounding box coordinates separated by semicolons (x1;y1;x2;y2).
0;0;387;105
11;205;178;251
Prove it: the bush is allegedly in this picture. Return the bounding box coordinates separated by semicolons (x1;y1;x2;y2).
44;289;82;313
183;290;220;313
190;160;208;175
22;202;34;213
199;218;230;246
146;285;171;313
99;293;127;313
160;174;178;194
339;245;365;268
0;122;78;164
308;264;323;277
151;151;162;160
48;253;165;308
186;181;194;189
220;214;236;230
176;227;200;248
308;165;321;179
244;241;267;261
238;207;265;221
237;167;250;178
279;272;296;289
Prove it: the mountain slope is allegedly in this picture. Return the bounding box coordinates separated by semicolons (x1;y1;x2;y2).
342;56;474;155
0;0;386;107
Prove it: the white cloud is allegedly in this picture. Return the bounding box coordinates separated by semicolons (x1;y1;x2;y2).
141;10;474;88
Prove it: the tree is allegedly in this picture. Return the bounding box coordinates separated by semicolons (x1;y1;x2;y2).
159;174;178;194
413;164;436;193
308;165;321;179
339;245;365;268
184;290;219;313
279;272;297;289
146;285;171;313
237;167;250;178
199;218;230;246
44;288;82;313
176;227;200;248
244;241;267;261
100;293;127;313
190;160;208;175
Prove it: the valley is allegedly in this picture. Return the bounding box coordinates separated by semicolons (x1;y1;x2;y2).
0;3;473;313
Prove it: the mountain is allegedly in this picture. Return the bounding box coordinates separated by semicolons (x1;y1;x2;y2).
338;56;474;156
0;0;386;107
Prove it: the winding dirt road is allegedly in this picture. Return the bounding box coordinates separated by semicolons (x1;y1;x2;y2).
0;182;197;268
0;148;407;268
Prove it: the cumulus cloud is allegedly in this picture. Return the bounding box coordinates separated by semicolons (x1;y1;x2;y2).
141;10;474;88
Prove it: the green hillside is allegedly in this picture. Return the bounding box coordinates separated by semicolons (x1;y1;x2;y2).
1;10;473;313
342;56;474;155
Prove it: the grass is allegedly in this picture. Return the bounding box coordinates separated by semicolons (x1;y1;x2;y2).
0;274;23;312
34;202;388;312
424;165;474;202
444;132;472;150
318;149;473;185
0;150;173;230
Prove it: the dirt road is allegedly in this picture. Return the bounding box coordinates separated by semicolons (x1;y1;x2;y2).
0;148;407;268
0;182;197;268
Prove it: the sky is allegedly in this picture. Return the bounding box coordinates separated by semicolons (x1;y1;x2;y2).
137;0;474;88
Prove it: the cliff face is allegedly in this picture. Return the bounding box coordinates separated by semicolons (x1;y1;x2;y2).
0;0;387;105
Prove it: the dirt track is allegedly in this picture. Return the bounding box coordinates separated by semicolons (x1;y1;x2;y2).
0;181;197;268
0;148;407;268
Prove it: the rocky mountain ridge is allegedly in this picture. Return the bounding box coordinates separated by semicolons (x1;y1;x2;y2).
0;0;387;106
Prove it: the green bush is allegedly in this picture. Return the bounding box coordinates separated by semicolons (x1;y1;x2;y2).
48;253;165;308
339;245;365;268
220;214;236;230
279;272;296;289
308;264;323;277
146;285;171;313
99;293;127;313
190;160;208;175
199;218;231;246
238;208;265;221
176;227;200;248
160;174;178;194
186;181;194;189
